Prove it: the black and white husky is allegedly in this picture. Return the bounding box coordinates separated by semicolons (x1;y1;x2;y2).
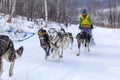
76;29;91;56
0;35;24;78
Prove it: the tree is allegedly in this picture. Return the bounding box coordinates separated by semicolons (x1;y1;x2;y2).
7;0;16;23
1;0;79;24
44;0;48;27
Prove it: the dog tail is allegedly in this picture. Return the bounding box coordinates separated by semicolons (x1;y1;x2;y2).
16;46;24;58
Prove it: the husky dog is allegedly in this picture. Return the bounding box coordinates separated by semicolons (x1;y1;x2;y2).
60;28;74;49
48;28;64;59
38;28;51;59
0;35;24;78
76;29;91;56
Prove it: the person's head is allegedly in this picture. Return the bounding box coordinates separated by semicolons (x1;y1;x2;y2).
82;9;87;17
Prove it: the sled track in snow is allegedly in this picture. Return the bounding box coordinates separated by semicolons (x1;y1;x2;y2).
60;70;79;80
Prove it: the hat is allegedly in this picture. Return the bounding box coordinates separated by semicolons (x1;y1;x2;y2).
82;9;87;15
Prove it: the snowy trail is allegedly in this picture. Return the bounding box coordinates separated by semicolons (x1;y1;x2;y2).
1;26;120;80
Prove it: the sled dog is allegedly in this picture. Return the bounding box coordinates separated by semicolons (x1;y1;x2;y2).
0;35;24;78
76;29;91;56
38;28;51;59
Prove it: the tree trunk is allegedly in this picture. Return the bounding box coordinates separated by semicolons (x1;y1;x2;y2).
0;0;3;11
44;0;48;27
7;0;16;23
118;14;120;27
56;0;60;22
108;0;113;28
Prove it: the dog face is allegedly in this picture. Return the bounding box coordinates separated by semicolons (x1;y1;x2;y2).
76;32;85;43
59;28;65;34
48;28;57;40
76;32;83;40
38;28;47;40
38;28;50;47
49;31;58;40
63;33;70;43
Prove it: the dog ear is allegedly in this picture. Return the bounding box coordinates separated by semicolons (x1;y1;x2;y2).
16;46;24;58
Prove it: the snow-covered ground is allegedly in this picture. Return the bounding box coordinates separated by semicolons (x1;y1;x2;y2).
0;15;120;80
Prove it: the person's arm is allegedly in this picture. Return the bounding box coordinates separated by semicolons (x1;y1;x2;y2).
88;15;93;29
88;15;92;25
79;16;82;29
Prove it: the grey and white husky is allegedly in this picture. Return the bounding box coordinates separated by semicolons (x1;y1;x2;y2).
0;35;24;78
60;28;74;49
48;28;65;59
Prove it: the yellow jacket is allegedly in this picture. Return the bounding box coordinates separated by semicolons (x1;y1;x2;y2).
79;14;92;28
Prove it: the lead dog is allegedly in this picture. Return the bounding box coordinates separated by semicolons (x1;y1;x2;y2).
38;28;51;59
0;35;24;78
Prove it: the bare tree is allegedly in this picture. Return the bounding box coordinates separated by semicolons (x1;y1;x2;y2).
0;0;8;13
44;0;48;27
56;0;60;22
0;0;79;24
0;0;3;11
7;0;16;23
107;0;118;28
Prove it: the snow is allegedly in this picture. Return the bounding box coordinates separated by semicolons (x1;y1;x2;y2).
0;16;120;80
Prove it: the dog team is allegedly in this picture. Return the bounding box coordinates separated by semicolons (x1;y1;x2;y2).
0;26;92;79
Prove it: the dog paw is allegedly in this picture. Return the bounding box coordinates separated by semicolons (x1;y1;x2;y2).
77;54;80;56
60;55;63;58
9;71;13;77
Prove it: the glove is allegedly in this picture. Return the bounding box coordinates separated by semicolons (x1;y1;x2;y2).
79;25;83;29
90;25;94;29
